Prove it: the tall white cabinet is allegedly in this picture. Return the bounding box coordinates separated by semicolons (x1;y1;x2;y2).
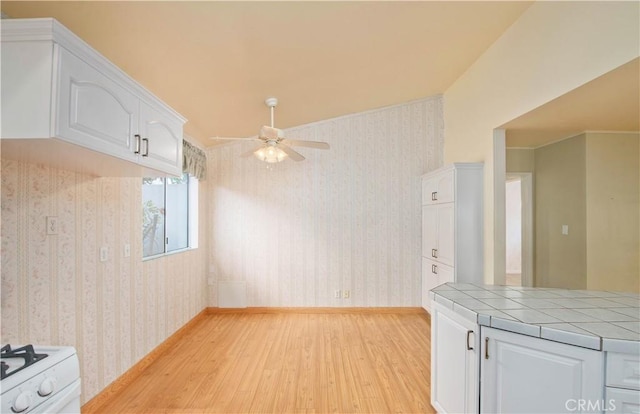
421;163;483;312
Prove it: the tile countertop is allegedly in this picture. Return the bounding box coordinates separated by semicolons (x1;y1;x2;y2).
429;283;640;354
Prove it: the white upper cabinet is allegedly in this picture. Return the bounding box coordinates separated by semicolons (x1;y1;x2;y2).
56;46;139;162
138;101;183;174
1;18;186;177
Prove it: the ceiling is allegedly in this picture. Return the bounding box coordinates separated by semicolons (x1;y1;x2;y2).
1;1;533;146
503;58;640;148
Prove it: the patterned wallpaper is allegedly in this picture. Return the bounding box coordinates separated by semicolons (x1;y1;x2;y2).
207;96;443;307
1;159;208;403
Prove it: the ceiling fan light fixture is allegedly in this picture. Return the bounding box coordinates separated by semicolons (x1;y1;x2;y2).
254;146;287;163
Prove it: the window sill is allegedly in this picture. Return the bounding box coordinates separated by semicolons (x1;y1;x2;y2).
142;246;197;262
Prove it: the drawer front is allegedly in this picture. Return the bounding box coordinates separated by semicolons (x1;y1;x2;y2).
606;387;640;414
607;352;640;390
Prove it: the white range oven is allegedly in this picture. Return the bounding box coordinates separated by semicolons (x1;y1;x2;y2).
0;344;81;413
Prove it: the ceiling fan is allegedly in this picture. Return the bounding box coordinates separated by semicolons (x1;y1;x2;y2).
211;97;330;163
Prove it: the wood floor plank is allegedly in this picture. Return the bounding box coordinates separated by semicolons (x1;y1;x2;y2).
91;310;435;414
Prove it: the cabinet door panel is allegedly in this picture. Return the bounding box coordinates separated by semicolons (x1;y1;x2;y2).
56;47;138;161
435;170;455;203
138;102;183;175
437;204;455;267
422;206;438;259
481;326;604;414
606;387;640;414
431;301;478;414
422;258;434;312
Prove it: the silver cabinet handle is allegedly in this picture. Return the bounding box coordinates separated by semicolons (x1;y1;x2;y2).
431;191;438;201
134;134;141;154
466;330;474;350
485;337;489;359
142;138;149;157
432;264;437;274
432;248;438;258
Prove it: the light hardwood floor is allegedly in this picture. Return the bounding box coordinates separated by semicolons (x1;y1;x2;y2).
89;309;435;414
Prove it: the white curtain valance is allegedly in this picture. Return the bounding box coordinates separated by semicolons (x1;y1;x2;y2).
183;139;207;180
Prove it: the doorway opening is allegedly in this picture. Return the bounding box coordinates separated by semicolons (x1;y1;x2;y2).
505;173;533;286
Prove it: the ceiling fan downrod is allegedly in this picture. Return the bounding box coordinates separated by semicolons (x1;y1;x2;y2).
265;97;278;128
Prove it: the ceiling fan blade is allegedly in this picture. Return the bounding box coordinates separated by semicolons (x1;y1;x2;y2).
240;145;264;158
281;139;330;150
279;145;305;162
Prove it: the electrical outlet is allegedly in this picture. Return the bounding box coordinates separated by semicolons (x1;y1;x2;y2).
334;290;341;299
343;290;350;299
46;216;58;235
123;243;131;258
100;246;108;262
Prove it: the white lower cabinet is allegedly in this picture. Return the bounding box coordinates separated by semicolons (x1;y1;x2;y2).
480;326;604;414
605;388;640;413
606;351;640;413
431;301;479;414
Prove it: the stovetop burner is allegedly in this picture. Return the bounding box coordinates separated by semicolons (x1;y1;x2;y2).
0;344;48;380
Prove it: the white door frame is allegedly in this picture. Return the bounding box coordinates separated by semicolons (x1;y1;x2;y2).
506;173;534;287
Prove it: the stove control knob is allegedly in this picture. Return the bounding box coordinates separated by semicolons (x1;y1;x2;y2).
38;377;56;397
11;391;33;413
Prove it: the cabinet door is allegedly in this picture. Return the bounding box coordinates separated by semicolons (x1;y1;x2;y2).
606;388;640;413
423;170;455;205
138;101;183;176
431;301;479;414
436;203;455;267
422;205;438;259
435;170;455;203
481;326;604;414
56;47;138;162
421;258;433;312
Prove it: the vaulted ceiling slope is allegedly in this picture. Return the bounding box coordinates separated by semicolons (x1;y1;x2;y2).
1;1;532;146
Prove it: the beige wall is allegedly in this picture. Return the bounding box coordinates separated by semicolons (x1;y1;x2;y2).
586;132;639;292
206;97;443;307
534;135;587;289
443;1;640;282
0;157;208;403
506;148;535;173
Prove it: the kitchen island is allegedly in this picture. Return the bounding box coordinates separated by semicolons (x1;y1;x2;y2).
429;283;640;414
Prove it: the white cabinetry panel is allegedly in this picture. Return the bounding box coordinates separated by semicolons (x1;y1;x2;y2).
481;326;604;414
421;163;482;313
431;301;479;414
1;18;185;177
57;47;138;162
138;101;183;174
606;388;640;413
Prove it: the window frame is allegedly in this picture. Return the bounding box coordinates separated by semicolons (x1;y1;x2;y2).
142;173;198;260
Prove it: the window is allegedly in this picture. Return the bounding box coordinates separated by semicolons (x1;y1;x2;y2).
142;173;198;258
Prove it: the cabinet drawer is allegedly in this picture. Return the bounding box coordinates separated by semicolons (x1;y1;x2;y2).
607;352;640;390
605;387;640;413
